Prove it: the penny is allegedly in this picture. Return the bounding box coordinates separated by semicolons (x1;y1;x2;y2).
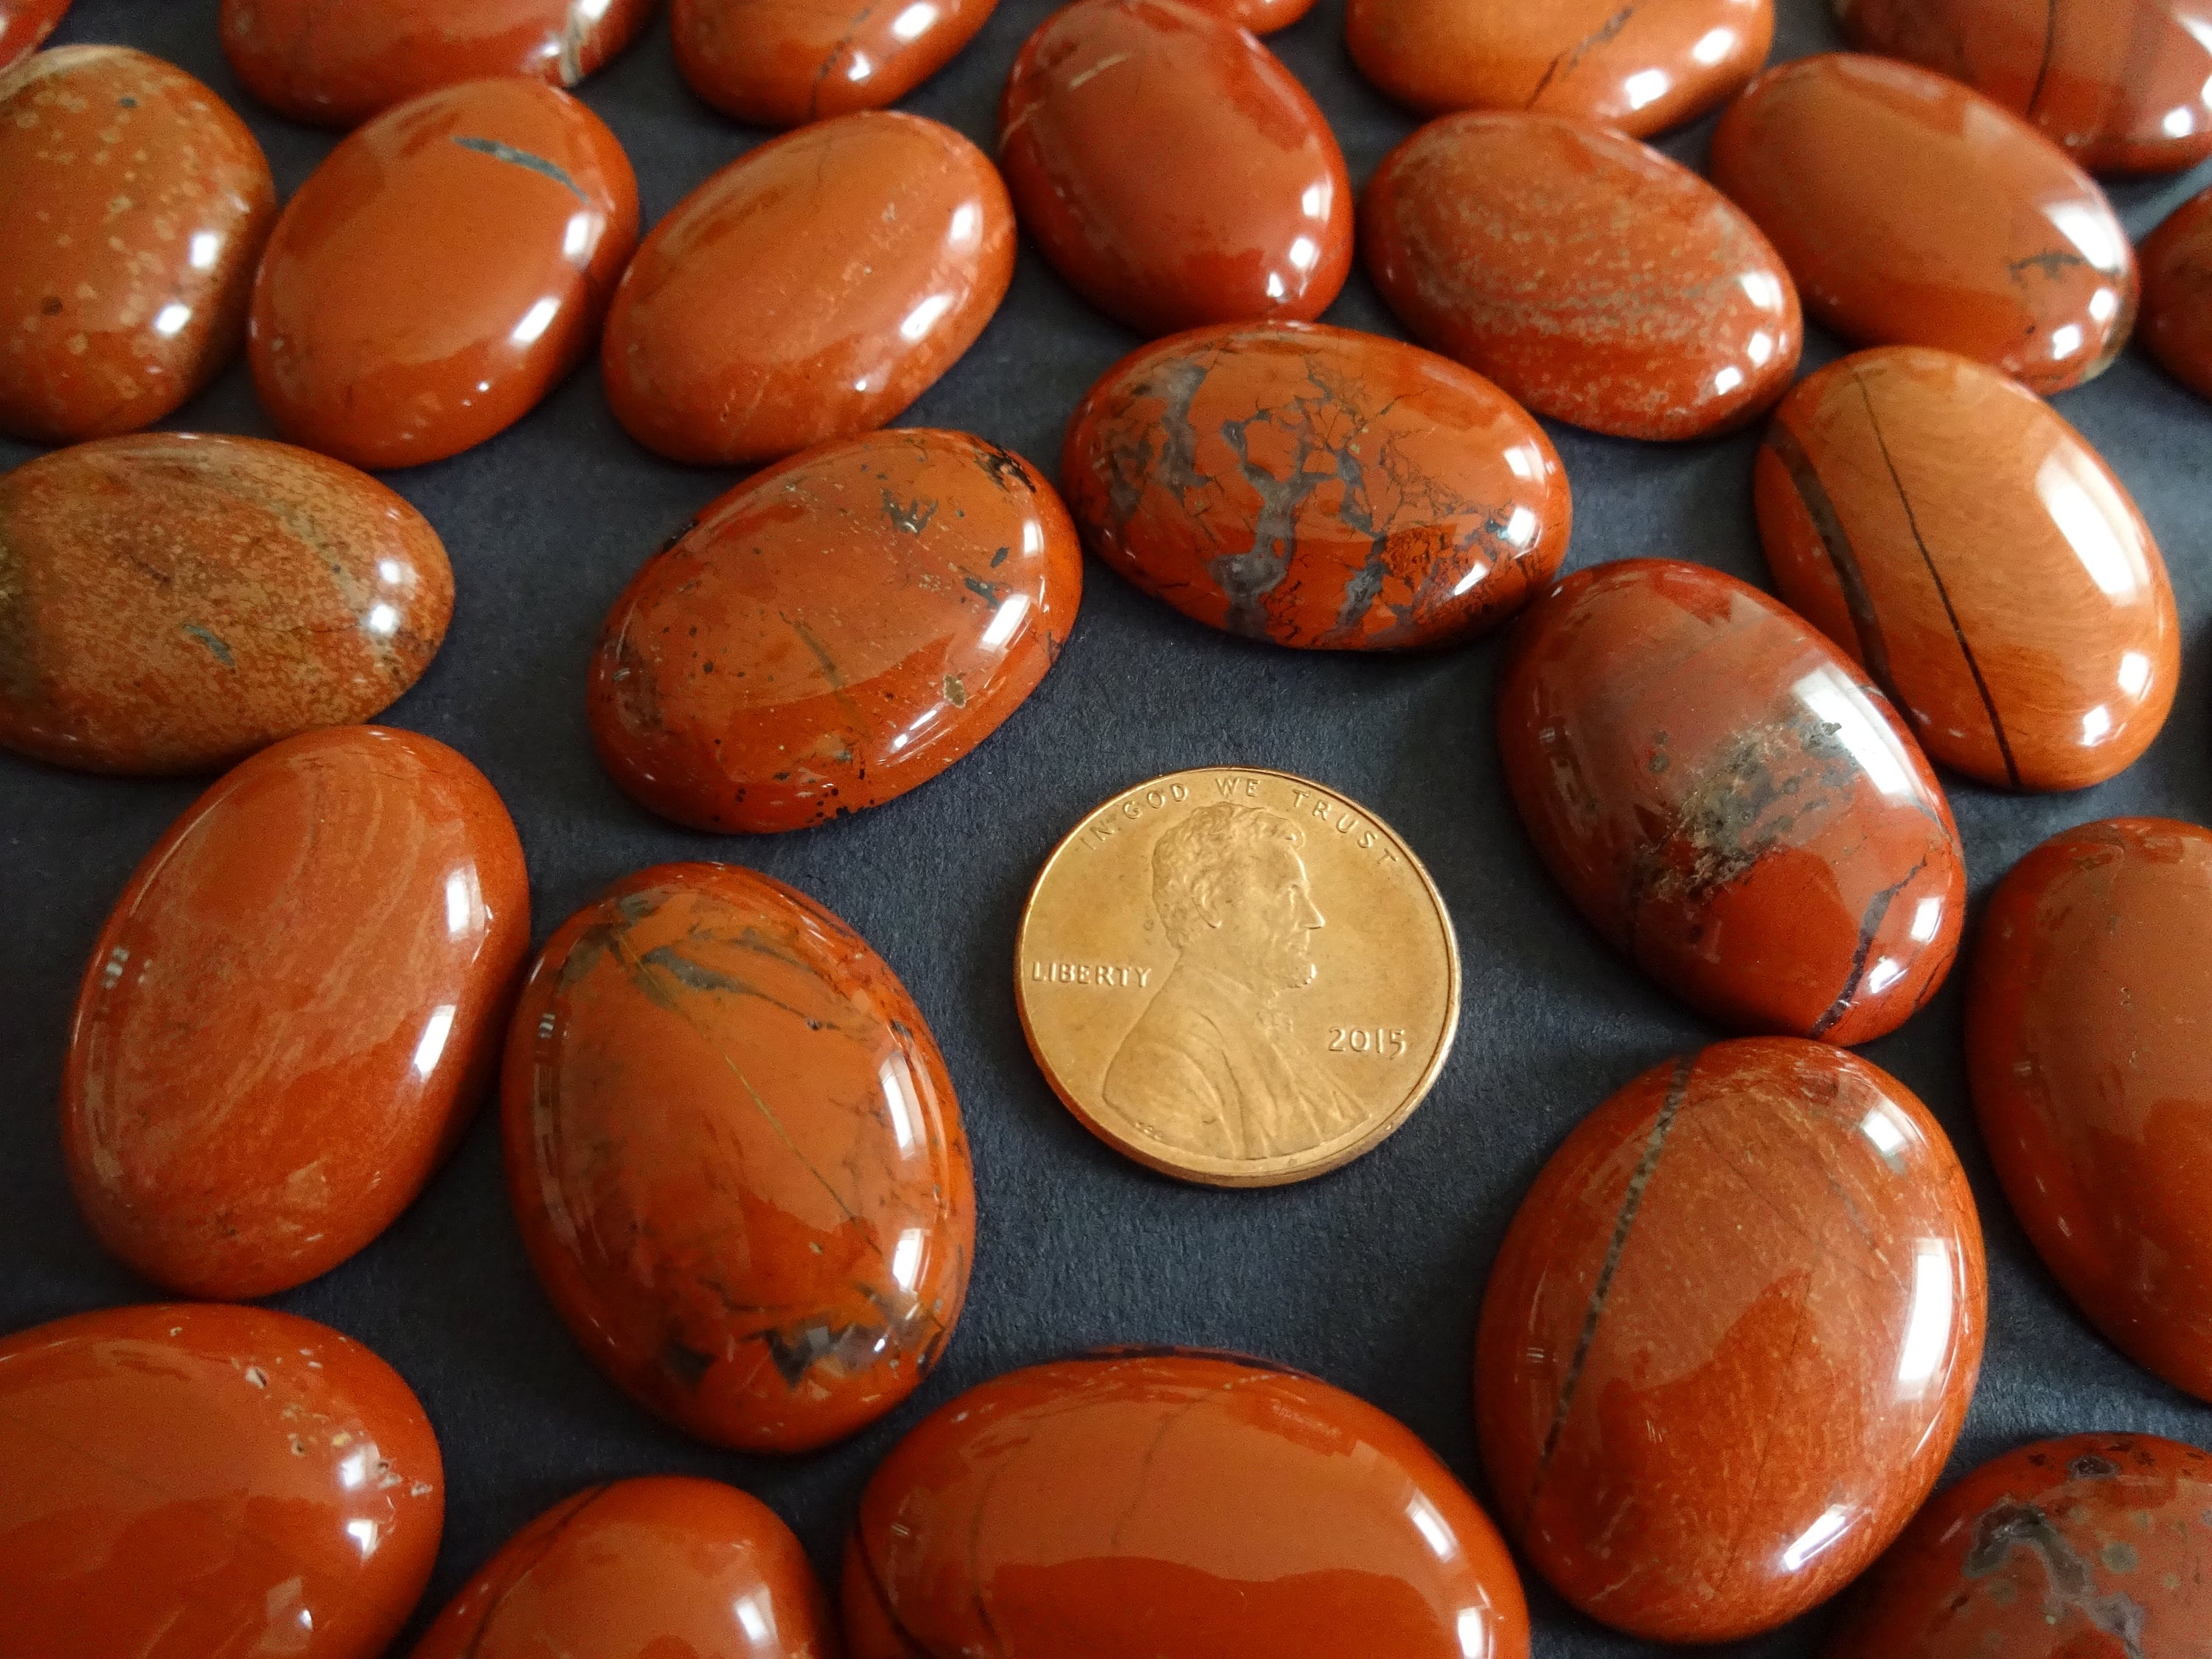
1015;766;1458;1186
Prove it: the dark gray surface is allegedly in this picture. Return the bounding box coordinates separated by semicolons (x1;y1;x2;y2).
4;0;2210;1652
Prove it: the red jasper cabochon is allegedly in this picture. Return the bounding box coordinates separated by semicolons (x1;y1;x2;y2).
409;1477;838;1658
1360;111;1801;441
1966;817;2212;1404
220;0;658;128
0;1302;444;1659
248;77;638;471
1476;1039;1986;1644
1495;559;1964;1044
63;725;530;1298
1823;1433;2212;1656
601;111;1013;467
0;0;71;72
845;1349;1530;1658
998;0;1353;337
589;428;1079;833
1755;346;2179;793
672;0;1001;128
1710;52;2137;394
1061;321;1570;649
2141;183;2212;401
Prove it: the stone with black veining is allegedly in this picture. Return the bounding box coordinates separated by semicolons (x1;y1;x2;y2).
1756;346;2178;792
1061;321;1571;649
1825;1433;2212;1655
1496;559;1965;1044
1477;1038;1986;1644
502;862;975;1454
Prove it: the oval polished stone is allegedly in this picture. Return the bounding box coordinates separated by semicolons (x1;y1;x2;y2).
249;78;637;471
1836;0;2212;174
0;0;69;72
1476;1039;1986;1644
589;428;1079;832
63;725;530;1298
998;0;1353;337
602;111;1011;466
673;0;998;127
1346;0;1772;132
220;0;658;128
1711;52;2137;394
2142;184;2212;401
1061;321;1571;649
411;1477;835;1658
1187;0;1315;29
1966;817;2212;1403
0;46;275;445
1496;559;1964;1043
504;862;975;1453
1756;347;2179;792
846;1349;1530;1658
0;432;452;775
1361;113;1801;440
0;1303;443;1659
1825;1433;2212;1655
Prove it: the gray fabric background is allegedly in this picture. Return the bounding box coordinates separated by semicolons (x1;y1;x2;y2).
4;0;2209;1652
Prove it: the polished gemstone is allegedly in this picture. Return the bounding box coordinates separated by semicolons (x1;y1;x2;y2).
602;111;1011;466
410;1477;835;1658
846;1349;1530;1658
589;428;1079;832
505;863;974;1453
1496;559;1964;1043
1825;1433;2212;1655
0;0;69;71
673;0;998;127
0;433;451;774
2141;184;2212;401
1711;52;2136;394
1361;113;1800;440
1967;817;2212;1403
998;0;1352;336
220;0;657;128
1061;321;1569;648
1186;0;1315;29
1476;1039;1986;1644
1346;0;1772;132
1756;346;2179;791
1836;0;2212;174
0;46;274;445
0;1303;442;1659
63;726;529;1298
249;77;636;471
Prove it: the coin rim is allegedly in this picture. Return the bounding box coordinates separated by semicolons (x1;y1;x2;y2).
1013;765;1463;1189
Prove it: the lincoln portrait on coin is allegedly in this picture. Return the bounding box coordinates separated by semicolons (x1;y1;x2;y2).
1102;803;1363;1160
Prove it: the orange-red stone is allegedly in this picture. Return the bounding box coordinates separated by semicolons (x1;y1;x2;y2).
1756;347;2179;792
1061;321;1570;648
846;1349;1530;1657
220;0;658;128
602;111;1011;467
1967;817;2212;1404
0;432;451;775
249;77;636;471
1346;0;1772;132
673;0;998;127
63;725;530;1298
1476;1039;1986;1644
1496;559;1964;1043
1825;1433;2212;1656
1184;0;1315;29
0;46;274;445
1836;0;2212;174
411;1477;835;1658
504;862;975;1453
589;428;1079;832
2141;184;2212;401
0;1303;443;1659
1711;52;2137;394
1361;113;1801;440
0;0;68;72
998;0;1352;336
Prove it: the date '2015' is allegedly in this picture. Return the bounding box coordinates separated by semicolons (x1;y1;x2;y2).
1329;1026;1408;1057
